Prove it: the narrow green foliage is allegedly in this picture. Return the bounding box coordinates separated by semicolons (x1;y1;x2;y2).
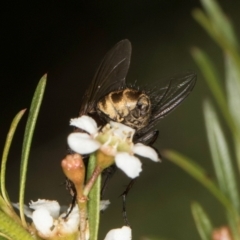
191;202;213;240
203;100;240;211
204;98;240;239
225;54;240;131
225;54;240;171
164;150;239;221
193;0;240;65
87;154;101;240
0;210;33;240
158;0;240;239
200;0;237;48
190;1;240;238
0;233;10;240
191;48;236;135
1;109;26;208
0;195;21;227
19;75;47;227
0;197;8;213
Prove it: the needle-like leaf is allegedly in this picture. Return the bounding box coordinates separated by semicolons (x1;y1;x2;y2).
19;75;46;227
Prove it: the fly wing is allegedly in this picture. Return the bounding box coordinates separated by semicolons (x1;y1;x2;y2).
150;71;197;123
136;72;197;140
79;39;132;116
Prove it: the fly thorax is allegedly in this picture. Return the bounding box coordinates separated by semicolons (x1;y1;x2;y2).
97;93;120;121
97;90;127;122
97;88;151;130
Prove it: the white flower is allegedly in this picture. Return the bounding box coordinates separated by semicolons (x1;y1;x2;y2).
32;208;54;236
68;116;160;178
70;115;98;135
104;226;132;240
30;199;60;219
115;153;142;178
29;199;80;239
68;132;101;154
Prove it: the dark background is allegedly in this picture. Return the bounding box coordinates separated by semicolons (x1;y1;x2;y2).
1;1;240;239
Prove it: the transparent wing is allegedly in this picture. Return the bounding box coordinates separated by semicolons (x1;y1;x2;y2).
150;71;197;122
79;39;132;115
137;72;197;139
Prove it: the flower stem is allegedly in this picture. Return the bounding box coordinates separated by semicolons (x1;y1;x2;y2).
77;162;102;240
83;166;102;197
77;198;88;240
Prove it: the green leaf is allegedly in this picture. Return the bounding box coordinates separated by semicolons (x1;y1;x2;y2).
225;54;240;131
87;154;101;240
191;48;236;134
0;197;8;213
193;2;240;68
204;100;240;239
0;233;10;240
225;53;240;171
191;202;213;240
200;0;238;49
0;196;21;226
203;100;240;211
19;75;47;227
0;210;33;240
1;109;26;208
192;1;240;239
164;150;238;220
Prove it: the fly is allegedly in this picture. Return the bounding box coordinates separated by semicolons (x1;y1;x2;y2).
68;39;196;224
78;40;196;146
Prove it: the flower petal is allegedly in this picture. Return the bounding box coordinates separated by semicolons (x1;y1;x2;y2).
12;203;33;218
104;226;132;240
29;199;60;219
133;143;160;162
115;152;142;178
68;132;101;154
32;208;53;236
70;115;98;135
60;205;80;234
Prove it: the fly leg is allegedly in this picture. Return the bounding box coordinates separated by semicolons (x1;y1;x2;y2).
119;131;160;225
148;130;159;145
63;191;77;219
63;179;77;219
101;165;117;200
120;179;135;226
136;130;162;159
